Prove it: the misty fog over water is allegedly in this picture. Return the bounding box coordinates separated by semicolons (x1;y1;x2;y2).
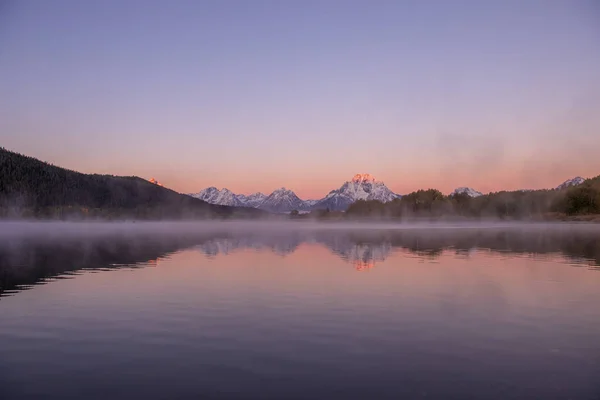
1;221;600;399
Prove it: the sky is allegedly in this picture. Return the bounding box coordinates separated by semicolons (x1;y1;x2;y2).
1;0;599;198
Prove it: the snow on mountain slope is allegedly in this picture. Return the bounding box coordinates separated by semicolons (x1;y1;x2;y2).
304;199;319;207
556;177;585;190
190;187;300;211
189;187;245;207
312;174;400;211
189;187;219;202
258;188;308;213
237;192;267;208
450;187;483;197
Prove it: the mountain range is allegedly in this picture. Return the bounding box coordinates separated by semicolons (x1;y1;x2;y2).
190;174;403;213
190;174;589;213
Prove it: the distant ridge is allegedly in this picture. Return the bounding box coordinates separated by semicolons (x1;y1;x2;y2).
0;147;264;219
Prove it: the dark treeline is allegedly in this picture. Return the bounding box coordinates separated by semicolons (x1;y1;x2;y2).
337;176;600;220
0;147;266;220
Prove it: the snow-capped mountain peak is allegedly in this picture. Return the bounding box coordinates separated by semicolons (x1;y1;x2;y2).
189;187;244;207
556;177;585;190
258;187;307;213
313;174;400;211
451;187;483;197
191;187;219;201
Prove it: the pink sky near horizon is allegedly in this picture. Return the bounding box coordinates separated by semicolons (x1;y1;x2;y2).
9;145;598;199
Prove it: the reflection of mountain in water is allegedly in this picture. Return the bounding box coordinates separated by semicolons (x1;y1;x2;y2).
345;243;390;271
196;235;303;257
195;234;392;271
318;235;392;271
1;225;599;298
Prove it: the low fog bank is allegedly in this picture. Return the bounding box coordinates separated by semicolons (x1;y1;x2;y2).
1;220;600;240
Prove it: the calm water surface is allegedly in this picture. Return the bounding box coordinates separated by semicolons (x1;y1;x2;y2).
1;222;600;399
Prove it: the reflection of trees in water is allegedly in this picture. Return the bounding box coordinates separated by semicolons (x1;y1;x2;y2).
389;229;600;267
0;235;179;298
194;229;600;268
1;227;599;298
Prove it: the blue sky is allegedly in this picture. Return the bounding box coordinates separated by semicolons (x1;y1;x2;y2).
1;0;599;197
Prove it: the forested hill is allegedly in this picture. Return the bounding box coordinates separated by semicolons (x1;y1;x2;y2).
0;147;265;219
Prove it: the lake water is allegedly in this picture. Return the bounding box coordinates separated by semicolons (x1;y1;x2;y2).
1;222;600;399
